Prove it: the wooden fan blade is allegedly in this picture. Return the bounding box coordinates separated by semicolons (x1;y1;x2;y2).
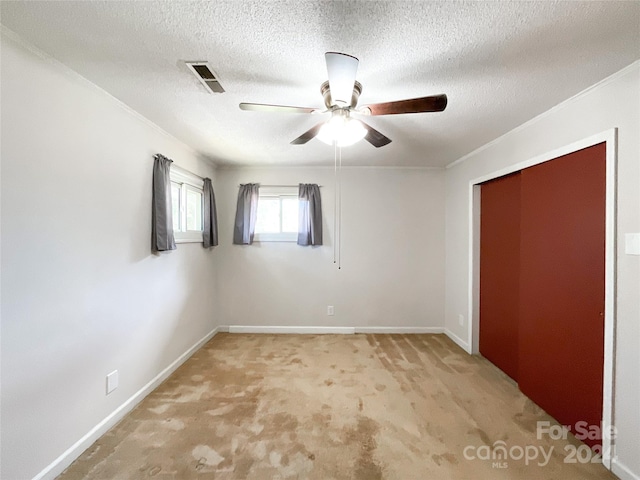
240;103;318;114
325;52;359;106
290;122;325;145
361;121;392;148
363;94;447;116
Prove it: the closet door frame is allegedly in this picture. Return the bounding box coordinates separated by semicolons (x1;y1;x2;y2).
468;128;617;468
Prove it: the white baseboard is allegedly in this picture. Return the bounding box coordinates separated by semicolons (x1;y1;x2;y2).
227;325;355;334
226;325;446;335
33;326;221;480
354;327;444;334
612;458;640;480
444;328;472;353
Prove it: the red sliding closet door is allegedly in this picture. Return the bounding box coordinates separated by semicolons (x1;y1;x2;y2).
518;143;606;447
479;172;521;381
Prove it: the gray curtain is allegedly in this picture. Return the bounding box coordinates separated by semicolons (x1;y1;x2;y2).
233;183;260;245
298;183;323;246
202;178;218;248
151;154;176;252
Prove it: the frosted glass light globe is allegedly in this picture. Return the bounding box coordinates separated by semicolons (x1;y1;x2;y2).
317;116;367;147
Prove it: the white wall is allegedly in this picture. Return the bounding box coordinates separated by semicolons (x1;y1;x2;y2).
444;62;640;479
1;33;219;479
215;167;445;330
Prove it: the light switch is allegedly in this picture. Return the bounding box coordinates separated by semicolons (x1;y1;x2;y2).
625;233;640;255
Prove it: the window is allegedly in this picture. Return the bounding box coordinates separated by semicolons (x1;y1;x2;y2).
170;167;204;243
254;187;298;242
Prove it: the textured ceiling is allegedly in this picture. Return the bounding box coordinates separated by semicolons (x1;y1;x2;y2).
2;1;639;167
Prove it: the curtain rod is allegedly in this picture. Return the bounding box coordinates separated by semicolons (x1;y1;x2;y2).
239;184;322;187
154;154;205;182
172;164;205;181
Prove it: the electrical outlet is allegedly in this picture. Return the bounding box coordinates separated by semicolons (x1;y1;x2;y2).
327;306;334;316
106;370;119;395
458;314;464;326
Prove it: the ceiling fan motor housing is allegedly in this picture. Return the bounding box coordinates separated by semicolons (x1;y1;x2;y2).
321;80;362;109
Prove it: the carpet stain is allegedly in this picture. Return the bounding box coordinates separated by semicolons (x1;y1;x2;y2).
206;404;235;416
147;465;161;476
432;452;459;466
57;334;618;480
469;427;493;446
343;416;383;480
192;444;225;466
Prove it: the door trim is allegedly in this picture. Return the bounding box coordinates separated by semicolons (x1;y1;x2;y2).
467;128;617;468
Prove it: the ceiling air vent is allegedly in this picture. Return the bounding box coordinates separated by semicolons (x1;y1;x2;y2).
186;61;225;94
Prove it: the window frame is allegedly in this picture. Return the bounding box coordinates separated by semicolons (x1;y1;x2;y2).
254;186;299;243
170;167;204;244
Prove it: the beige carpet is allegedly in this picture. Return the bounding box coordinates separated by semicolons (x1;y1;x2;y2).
58;334;616;479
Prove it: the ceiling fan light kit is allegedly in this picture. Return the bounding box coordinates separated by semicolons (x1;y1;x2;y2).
239;52;448;148
317;112;367;147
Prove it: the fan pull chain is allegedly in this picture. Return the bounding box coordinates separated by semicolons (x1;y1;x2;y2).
338;145;342;270
333;141;337;265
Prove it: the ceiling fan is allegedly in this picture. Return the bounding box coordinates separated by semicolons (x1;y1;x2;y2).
239;52;448;148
